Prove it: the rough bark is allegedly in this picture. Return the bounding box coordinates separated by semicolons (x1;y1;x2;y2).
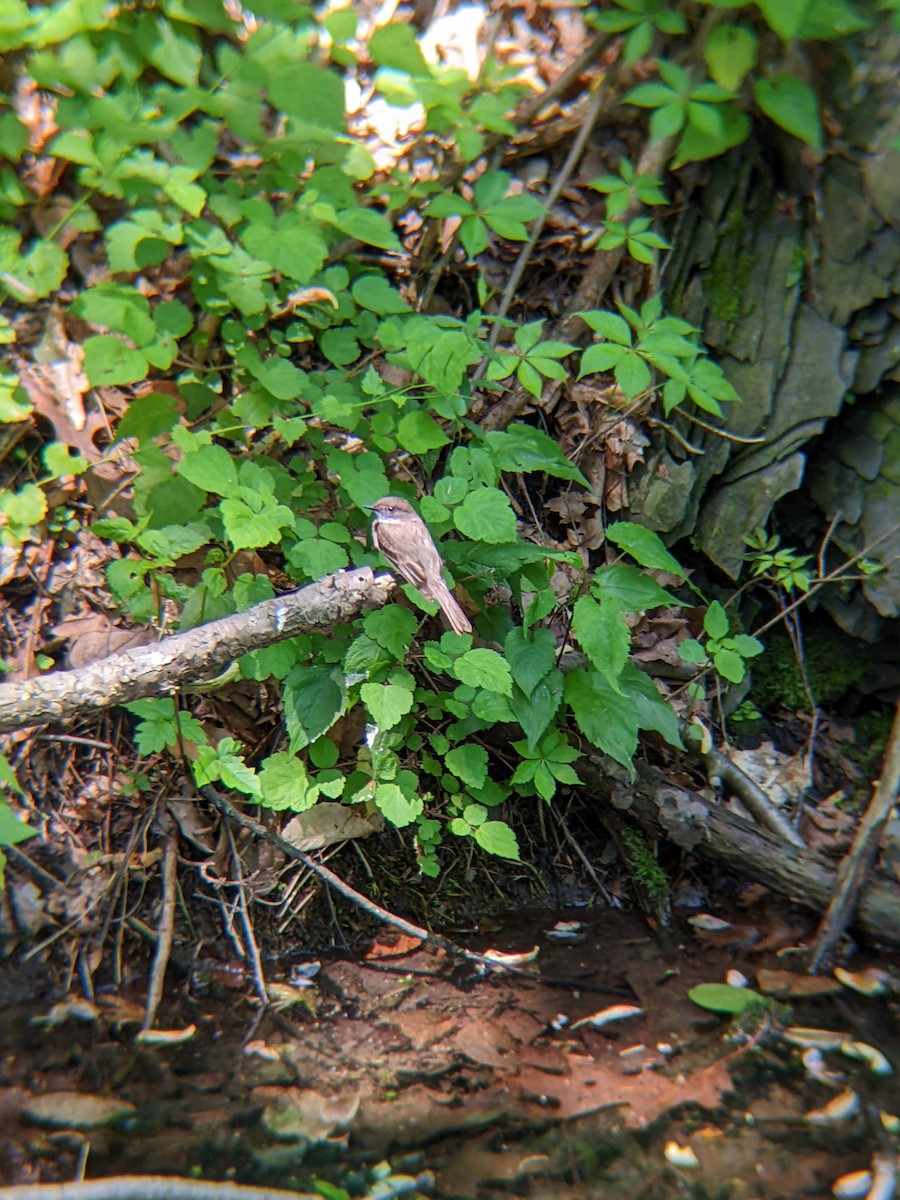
628;24;900;641
0;568;394;734
583;757;900;949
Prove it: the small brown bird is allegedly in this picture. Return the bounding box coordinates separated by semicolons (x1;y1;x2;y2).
366;496;472;635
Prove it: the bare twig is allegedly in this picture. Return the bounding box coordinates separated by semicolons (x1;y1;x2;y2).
203;785;521;974
225;823;269;1007
487;84;611;348
143;830;178;1031
689;735;806;849
808;697;900;971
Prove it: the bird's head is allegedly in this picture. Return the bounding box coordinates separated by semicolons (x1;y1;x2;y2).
366;496;417;522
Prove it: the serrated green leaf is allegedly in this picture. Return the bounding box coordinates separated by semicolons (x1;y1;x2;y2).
351;275;411;314
474;820;520;860
363;606;419;659
82;336;148;387
485;424;588;486
620;663;683;749
284;665;346;750
177;444;239;496
361;681;415;730
375;781;423;828
703;24;758;91
258;752;317;813
579;343;628;376
504;626;557;696
564;669;638;773
615;352;652;398
704;600;730;640
397;409;450;453
445;744;489;789
593;564;679;610
452;648;513;696
713;647;746;683
573;595;630;690
453;487;517;543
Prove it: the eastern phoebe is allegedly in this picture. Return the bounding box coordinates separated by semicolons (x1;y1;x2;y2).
366;496;472;635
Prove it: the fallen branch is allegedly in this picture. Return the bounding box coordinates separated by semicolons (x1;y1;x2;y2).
0;1177;318;1200
0;569;394;734
585;757;900;948
808;696;900;969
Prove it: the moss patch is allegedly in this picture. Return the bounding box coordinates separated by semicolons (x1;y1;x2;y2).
750;625;869;712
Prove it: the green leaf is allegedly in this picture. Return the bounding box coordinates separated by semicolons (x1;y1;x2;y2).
452;648;513;696
250;357;305;401
397;409;450;453
351;275;410;314
756;0;808;39
615;352;652;398
362;606;419;659
283;665;346;750
580;310;633;345
607;521;686;577
375;782;423;828
361;681;415;730
475;820;520;860
334;207;402;252
504;626;556;697
579;343;628;376
0;796;35;850
485;424;588;485
703;24;758;91
564;669;639;772
445;745;489;789
43;442;87;478
288;538;349;579
221;495;293;550
0;231;67;301
453;487;517;543
753;76;823;149
593;564;678;610
572;595;630;691
689;983;760;1014
258;752;317;813
732;634;763;658
620;663;683;749
369;21;429;74
175;443;240;497
510;673;563;750
269;62;345;128
679;639;707;665
713;647;746;683
704;600;730;640
82;336;148;386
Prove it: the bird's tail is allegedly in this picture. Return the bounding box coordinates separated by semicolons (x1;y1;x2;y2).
432;581;472;635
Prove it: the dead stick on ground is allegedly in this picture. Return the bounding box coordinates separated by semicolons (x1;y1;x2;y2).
143;831;177;1031
225;823;269;1007
0;1176;320;1200
808;697;900;972
202;785;519;975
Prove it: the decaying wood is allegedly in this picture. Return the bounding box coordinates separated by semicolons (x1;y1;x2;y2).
582;757;900;948
0;569;394;734
809;697;900;969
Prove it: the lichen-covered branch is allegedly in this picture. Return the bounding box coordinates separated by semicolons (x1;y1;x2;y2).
0;569;394;734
